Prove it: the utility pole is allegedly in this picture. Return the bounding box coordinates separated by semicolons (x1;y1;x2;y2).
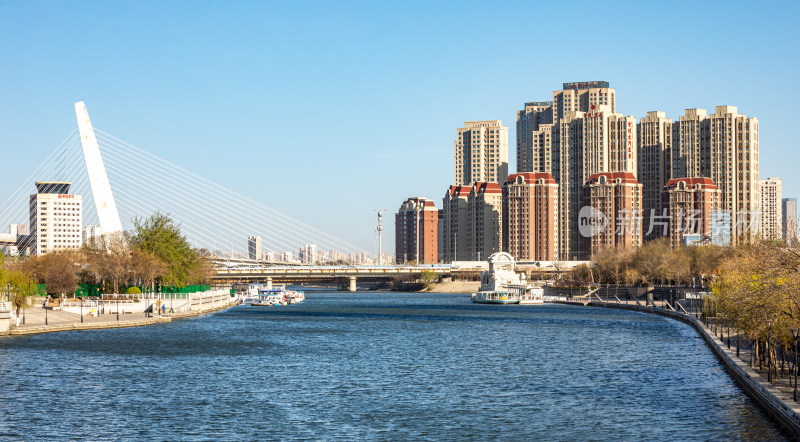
374;210;386;265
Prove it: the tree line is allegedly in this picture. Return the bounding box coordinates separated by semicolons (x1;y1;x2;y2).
0;212;214;318
557;237;730;287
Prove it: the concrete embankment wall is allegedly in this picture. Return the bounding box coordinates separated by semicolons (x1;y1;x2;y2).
564;300;800;439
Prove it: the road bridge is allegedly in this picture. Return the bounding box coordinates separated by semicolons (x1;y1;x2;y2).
211;259;592;291
211;263;478;291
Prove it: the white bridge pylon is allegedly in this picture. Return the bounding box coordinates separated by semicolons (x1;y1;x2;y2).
0;103;368;257
75;101;123;234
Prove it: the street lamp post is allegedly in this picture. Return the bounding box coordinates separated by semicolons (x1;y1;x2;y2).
792;329;799;402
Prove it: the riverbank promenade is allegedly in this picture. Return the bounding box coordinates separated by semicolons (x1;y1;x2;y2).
1;292;237;337
560;296;800;438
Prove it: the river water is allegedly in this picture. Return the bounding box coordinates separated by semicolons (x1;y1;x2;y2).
0;292;789;440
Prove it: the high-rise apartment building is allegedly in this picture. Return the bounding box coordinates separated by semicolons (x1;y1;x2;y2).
299;244;318;265
516;102;554;173
662;178;720;247
466;182;502;261
82;224;103;246
502;173;559;261
29;182;82;255
395;197;439;264
637;111;673;241
581;173;642;257
440;186;470;263
517;82;636;259
454;120;508;186
636;106;760;245
671;109;710;179
277;251;295;263
553;81;616;120
248;235;262;260
783;198;797;245
760;178;782;241
707;106;760;242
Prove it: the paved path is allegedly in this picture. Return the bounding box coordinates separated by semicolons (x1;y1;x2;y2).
10;305;166;329
6;301;237;336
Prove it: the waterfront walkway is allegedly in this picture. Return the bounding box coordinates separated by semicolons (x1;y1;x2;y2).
5;300;237;336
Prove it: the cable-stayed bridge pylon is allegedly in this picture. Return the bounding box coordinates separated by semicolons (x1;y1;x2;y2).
0;103;369;260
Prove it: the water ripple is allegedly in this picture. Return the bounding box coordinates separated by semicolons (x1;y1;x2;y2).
0;292;790;440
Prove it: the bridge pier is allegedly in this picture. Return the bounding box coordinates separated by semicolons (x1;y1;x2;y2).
266;277;272;291
349;276;357;292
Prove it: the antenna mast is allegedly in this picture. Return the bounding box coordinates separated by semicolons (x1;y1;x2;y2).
374;210;386;265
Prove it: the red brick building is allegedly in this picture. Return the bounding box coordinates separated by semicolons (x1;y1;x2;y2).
395;197;439;264
663;177;720;247
502;172;559;261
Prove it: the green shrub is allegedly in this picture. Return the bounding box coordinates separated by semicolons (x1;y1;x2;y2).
126;286;142;295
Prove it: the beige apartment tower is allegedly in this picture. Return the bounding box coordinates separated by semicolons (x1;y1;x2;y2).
440;185;470;263
636;106;761;245
669;106;760;243
760;177;782;241
516;82;636;259
467;182;503;261
637;111;673;241
516;101;553;173
454;120;509;186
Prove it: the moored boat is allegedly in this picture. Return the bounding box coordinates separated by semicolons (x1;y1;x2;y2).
471;291;520;304
471;253;543;305
247;284;305;306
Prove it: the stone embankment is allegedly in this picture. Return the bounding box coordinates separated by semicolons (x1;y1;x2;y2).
0;291;238;337
558;298;800;439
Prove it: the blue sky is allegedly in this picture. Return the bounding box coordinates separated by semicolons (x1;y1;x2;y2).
1;0;798;254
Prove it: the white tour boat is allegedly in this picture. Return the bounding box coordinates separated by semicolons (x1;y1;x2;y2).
471;253;543;305
246;284;305;306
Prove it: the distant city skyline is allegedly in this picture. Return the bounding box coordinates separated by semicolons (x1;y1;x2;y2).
1;1;797;254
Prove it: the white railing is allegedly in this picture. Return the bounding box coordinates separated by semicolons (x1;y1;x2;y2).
0;301;10;313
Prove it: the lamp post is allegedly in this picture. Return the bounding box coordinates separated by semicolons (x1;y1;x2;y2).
792;329;799;402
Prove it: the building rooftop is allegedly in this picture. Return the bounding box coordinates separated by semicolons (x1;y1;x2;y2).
471;182;502;194
562;81;610;90
446;185;471;197
35;181;71;194
665;177;717;189
504;172;557;185
585;172;639;185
